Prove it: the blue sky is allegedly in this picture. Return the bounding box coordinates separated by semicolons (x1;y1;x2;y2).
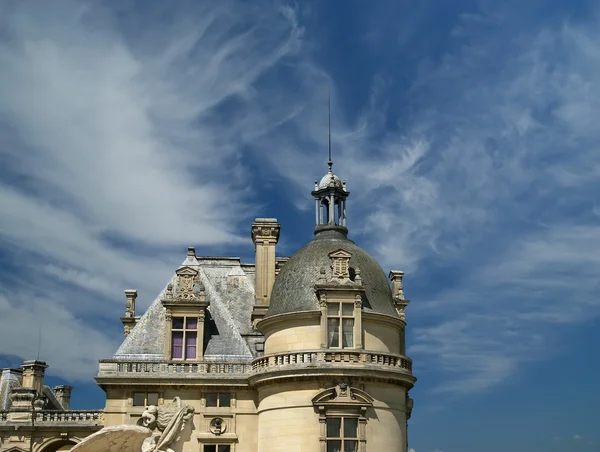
0;0;599;451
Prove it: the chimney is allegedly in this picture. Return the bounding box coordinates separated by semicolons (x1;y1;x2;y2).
251;218;280;324
121;289;138;336
53;385;74;410
20;360;48;393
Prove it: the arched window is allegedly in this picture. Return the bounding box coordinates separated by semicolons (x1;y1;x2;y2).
312;384;374;452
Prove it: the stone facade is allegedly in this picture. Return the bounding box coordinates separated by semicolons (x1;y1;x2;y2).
95;164;416;452
0;361;103;452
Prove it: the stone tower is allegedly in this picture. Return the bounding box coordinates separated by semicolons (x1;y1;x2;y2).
252;162;415;452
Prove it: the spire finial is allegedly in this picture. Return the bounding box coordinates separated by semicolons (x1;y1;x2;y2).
328;83;333;172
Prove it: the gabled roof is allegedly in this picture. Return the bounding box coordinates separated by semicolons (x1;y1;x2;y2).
114;255;256;361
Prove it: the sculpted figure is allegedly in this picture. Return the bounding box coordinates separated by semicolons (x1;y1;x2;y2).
138;397;195;452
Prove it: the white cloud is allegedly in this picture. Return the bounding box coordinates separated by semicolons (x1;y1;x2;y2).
0;0;305;380
574;434;583;440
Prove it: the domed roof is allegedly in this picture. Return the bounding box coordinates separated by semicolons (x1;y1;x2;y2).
266;229;398;318
318;170;344;190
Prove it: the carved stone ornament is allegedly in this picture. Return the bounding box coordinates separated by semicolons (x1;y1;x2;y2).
165;309;172;322
329;249;352;280
137;397;195;452
318;293;328;308
209;417;226;435
251;220;281;243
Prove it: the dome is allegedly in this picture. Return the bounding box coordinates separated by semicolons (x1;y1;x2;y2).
266;229;398;318
318;171;344;190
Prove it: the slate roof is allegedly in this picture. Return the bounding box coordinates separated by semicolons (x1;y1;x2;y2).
114;254;257;361
267;228;398;319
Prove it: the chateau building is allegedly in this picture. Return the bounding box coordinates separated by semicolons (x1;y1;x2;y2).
95;162;416;452
0;361;103;452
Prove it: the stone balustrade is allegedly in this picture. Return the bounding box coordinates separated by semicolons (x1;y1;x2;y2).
97;351;411;381
0;410;102;425
251;350;412;373
98;360;252;377
37;410;103;424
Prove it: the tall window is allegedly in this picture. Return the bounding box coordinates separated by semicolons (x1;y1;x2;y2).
327;302;354;348
171;316;197;360
326;417;358;452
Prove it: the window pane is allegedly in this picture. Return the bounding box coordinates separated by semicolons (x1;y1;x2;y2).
172;317;184;329
344;440;358;452
204;446;216;452
186;317;197;330
342;303;354;316
206;393;218;407
171;331;183;359
342;319;354;348
147;393;159;406
327;303;339;316
218;446;230;452
328;318;340;347
132;392;146;406
327;440;342;452
343;418;358;438
326;417;341;437
185;332;197;360
219;393;231;407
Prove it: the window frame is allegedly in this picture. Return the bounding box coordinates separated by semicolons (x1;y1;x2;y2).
170;315;198;361
326;301;355;349
325;416;359;452
205;392;232;408
132;391;160;407
202;445;231;452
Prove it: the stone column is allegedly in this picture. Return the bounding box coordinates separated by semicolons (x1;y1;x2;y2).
251;218;280;324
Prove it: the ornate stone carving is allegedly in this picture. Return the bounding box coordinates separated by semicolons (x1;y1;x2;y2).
251;219;281;244
209;417;226;435
329;249;352;280
137;397;195;452
389;271;410;320
124;290;138;318
318;293;328;308
164;309;172;322
354;294;362;308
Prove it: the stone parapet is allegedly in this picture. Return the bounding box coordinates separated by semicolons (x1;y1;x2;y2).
252;349;412;372
0;409;103;427
96;360;252;384
249;349;415;389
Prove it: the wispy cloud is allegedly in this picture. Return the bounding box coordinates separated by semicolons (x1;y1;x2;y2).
0;0;304;379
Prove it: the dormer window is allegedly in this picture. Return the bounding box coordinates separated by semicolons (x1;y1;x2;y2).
327;302;354;348
171;316;197;360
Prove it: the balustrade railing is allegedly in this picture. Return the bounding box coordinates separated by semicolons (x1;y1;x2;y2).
98;361;252;376
0;410;102;425
251;350;412;373
38;410;102;424
98;351;411;379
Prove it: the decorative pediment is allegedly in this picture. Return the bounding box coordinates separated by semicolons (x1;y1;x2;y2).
328;249;353;280
162;266;206;304
312;383;374;410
